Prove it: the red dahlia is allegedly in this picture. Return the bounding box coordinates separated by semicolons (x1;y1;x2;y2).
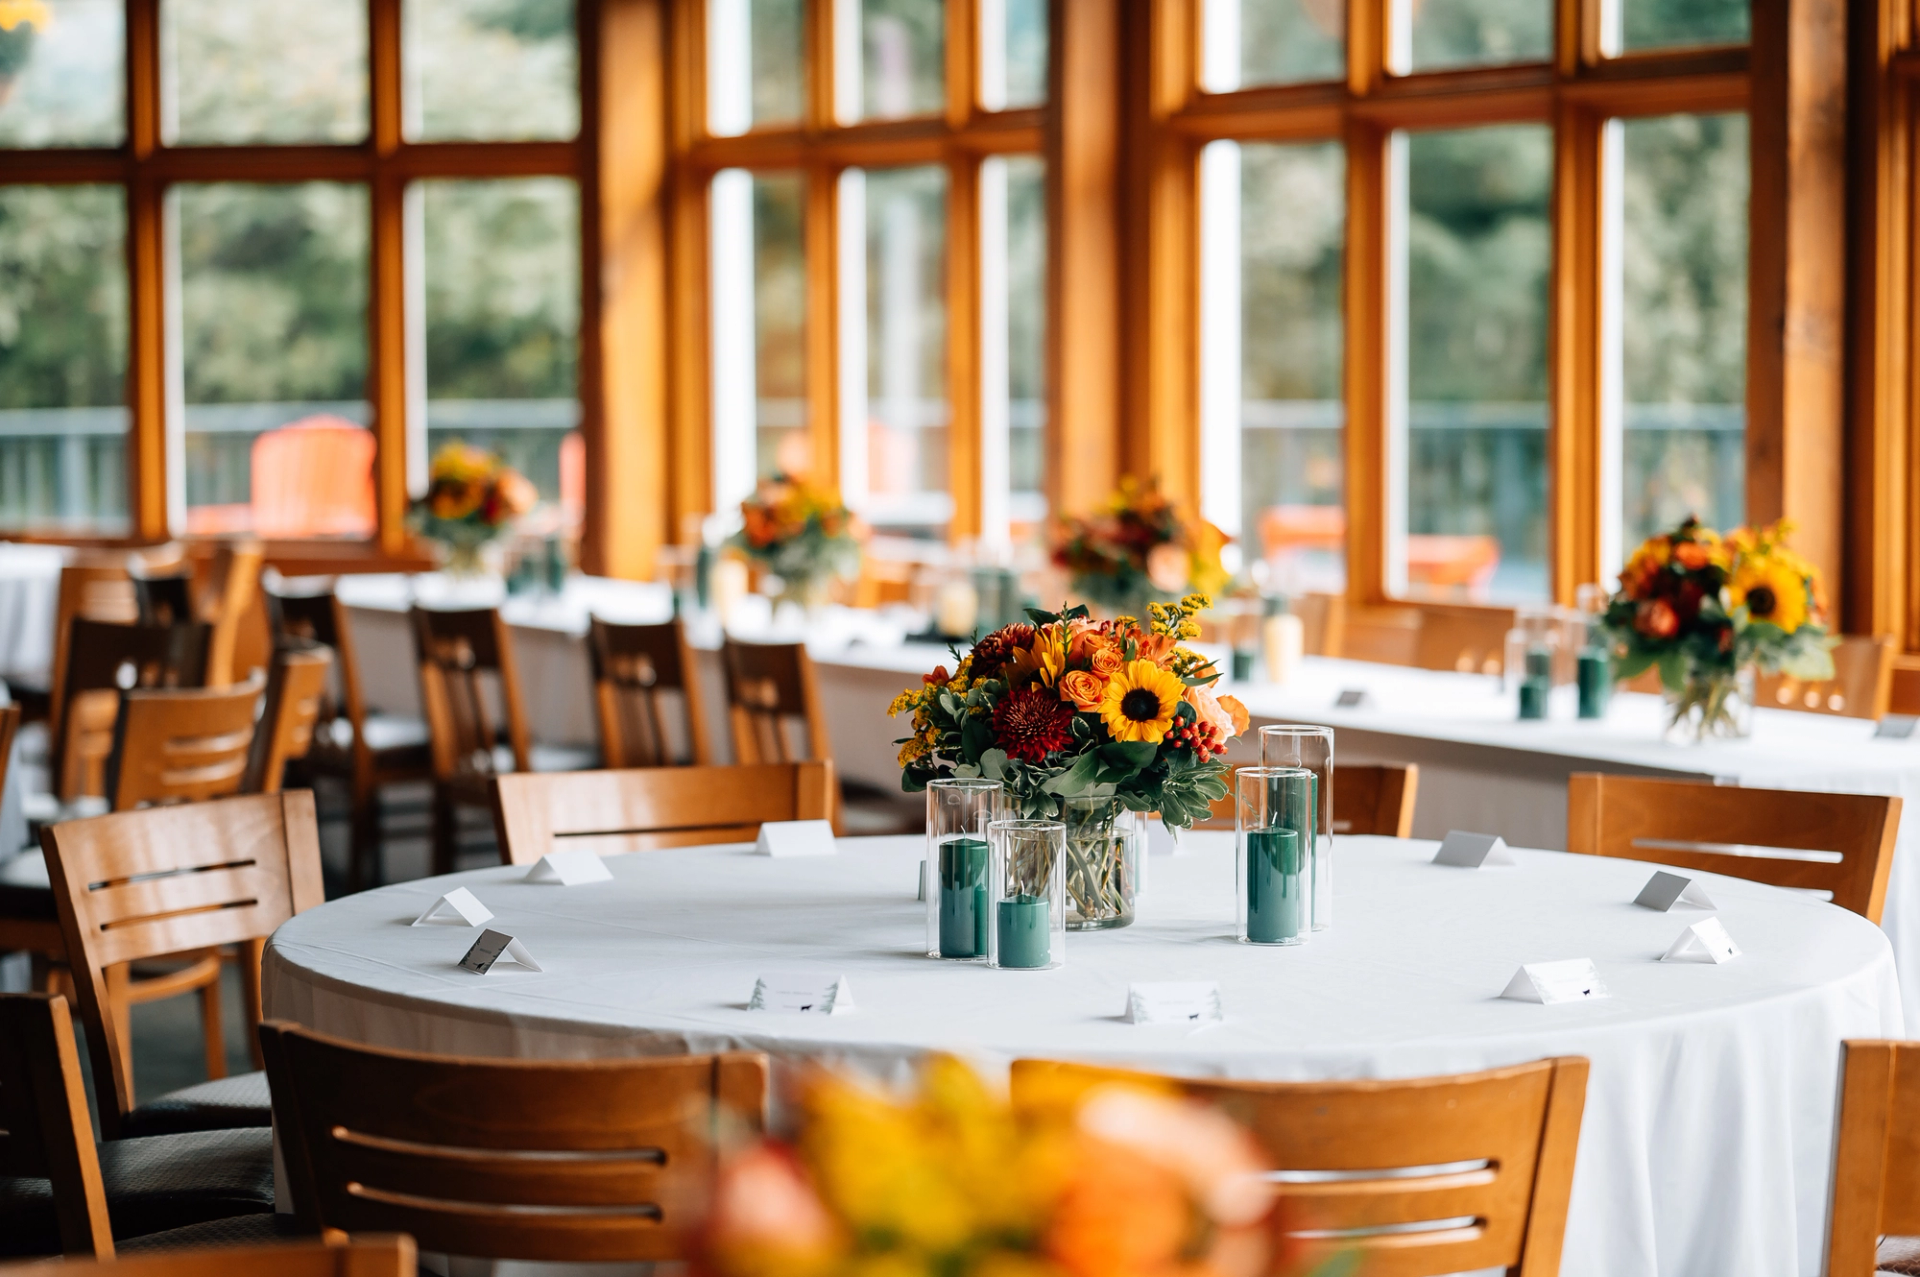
969;624;1034;680
991;683;1075;764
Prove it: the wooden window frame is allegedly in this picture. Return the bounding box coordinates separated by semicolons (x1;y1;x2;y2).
666;0;1047;545
1124;0;1844;620
0;0;590;575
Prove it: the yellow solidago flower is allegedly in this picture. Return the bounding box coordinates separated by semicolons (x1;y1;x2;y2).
1098;659;1184;744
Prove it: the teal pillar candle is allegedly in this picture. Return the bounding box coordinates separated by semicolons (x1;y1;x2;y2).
1231;649;1255;682
1518;679;1548;720
938;837;990;958
1245;826;1305;944
1524;646;1553;682
996;894;1052;967
1576;649;1610;719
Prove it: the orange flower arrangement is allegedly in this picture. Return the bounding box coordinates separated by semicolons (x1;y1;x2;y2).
409;441;536;570
729;473;860;605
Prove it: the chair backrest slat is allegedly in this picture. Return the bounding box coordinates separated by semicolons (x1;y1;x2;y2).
261;1020;767;1264
1755;634;1897;721
41;792;326;1136
1824;1040;1920;1275
245;645;336;793
57;618;212;800
1567;773;1900;922
1011;1056;1588;1277
107;673;264;810
0;993;113;1258
411;606;531;777
588;617;711;768
491;761;837;863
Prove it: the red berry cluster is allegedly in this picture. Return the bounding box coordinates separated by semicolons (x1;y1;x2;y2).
1164;716;1224;762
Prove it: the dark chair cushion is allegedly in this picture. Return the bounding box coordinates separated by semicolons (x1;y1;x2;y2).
0;881;54;921
0;1125;274;1257
122;1070;272;1139
120;1209;310;1252
1880;1236;1920;1275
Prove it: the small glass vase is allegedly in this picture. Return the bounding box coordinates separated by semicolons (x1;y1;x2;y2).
1663;665;1754;743
1056;796;1142;931
925;778;1002;960
988;819;1066;970
1258;725;1334;931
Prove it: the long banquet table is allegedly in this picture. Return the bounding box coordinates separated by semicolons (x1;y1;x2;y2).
265;830;1900;1277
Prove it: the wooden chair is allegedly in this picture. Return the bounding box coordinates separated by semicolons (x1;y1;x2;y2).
0;993;281;1260
1566;773;1901;923
40;792;325;1139
411;606;532;874
1294;591;1346;658
1824;1040;1920;1276
492;760;837;862
1;1235;414;1276
268;586;432;890
260;1019;768;1264
1009;1056;1589;1277
1414;604;1517;675
1342;604;1422;666
242;645;333;795
1754;634;1897;720
720;638;830;765
15;555;145;727
197;539;266;688
106;673;264;812
1202;762;1420;837
588;616;712;767
55;619;211;802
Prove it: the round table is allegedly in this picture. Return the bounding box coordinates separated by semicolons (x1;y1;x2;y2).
264;833;1902;1277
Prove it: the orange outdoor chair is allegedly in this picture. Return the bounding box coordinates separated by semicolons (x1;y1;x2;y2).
249;417;376;539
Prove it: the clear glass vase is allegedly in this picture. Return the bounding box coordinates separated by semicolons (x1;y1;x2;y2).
1056;796;1141;931
1663;665;1754;743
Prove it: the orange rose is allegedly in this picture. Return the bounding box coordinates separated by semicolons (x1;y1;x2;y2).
1058;670;1107;712
1635;598;1679;640
1217;693;1250;738
1089;645;1123;677
1673;540;1710;570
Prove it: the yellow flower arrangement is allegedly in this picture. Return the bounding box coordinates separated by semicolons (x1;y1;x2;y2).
408;441;536;570
1050;478;1230;617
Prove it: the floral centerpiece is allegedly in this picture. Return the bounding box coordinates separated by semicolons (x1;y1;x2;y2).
1052;478;1230;619
410;441;537;577
889;595;1248;927
1601;516;1834;741
700;1054;1345;1277
730;473;861;610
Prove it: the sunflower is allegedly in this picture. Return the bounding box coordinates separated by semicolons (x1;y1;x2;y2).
1728;556;1810;633
1098;659;1184;744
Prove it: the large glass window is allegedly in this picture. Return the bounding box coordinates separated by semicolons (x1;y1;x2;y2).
175;183;371;537
0;186;128;532
419;178;580;527
1397;123;1552;602
1615;0;1749;52
842;164;949;536
710;169;808;514
707;0;806;136
1202;140;1346;594
1203;0;1345;91
404;0;579;141
1616;112;1748;557
163;0;368;144
981;155;1046;542
847;0;945;122
0;0;124;147
980;0;1046;109
1403;0;1551;71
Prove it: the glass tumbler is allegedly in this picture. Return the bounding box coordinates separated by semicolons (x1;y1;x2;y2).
987;819;1066;970
1236;766;1316;946
926;778;1002;960
1259;724;1334;930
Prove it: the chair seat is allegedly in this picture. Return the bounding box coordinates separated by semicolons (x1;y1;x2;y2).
307;713;434;770
1881;1237;1920;1275
120;1208;309;1252
122;1070;273;1139
0;847;49;891
0;1125;274;1257
531;742;600;772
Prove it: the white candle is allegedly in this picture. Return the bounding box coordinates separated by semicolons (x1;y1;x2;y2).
935;580;980;638
1262;611;1304;684
713;557;751;626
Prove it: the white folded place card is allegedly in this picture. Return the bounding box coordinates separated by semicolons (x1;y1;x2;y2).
1433;830;1514;868
458;929;544;974
1501;958;1609;1004
1874;714;1918;740
1662;917;1741;964
1334;688;1370;709
525;848;614;886
413;887;493;927
1634;870;1717;912
1124;981;1224;1025
756;819;837;858
748;971;855;1014
917;859;927;901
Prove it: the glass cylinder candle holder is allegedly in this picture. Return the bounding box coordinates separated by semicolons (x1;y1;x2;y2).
1259;725;1334;931
987;819;1066;971
925;778;1002;960
1236;767;1315;946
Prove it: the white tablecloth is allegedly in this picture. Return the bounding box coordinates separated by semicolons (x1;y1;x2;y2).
0;542;66;684
264;832;1901;1277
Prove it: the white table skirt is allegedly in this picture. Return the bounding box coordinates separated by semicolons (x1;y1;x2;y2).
263;832;1902;1277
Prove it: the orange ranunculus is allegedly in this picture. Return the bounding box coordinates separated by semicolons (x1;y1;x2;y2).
1058;670;1107;712
1217;693;1250;739
1635;598;1679;640
1672;540;1711;570
494;469;538;519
